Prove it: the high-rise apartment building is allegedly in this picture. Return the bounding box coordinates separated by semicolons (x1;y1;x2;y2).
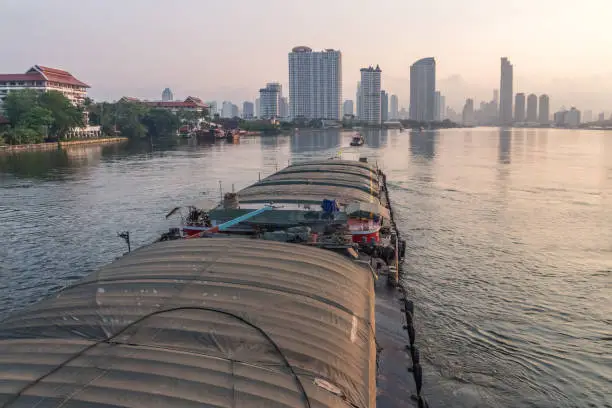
538;94;550;124
499;57;514;125
356;82;362;119
409;57;436;121
242;101;254;119
526;94;538;122
279;97;289;119
161;88;173;102
390;94;399;120
259;82;282;119
514;93;526;122
381;90;389;122
360;65;382;125
288;46;342;120
343;100;354;116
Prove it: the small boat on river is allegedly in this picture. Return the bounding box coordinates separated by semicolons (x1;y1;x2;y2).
350;133;365;146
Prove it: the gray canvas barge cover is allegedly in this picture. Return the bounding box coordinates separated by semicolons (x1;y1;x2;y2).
0;239;376;408
236;160;380;205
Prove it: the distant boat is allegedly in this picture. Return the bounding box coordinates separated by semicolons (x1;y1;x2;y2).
350;133;365;146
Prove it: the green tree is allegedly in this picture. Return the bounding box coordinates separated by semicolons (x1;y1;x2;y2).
115;101;148;139
3;89;39;127
142;109;180;137
38;91;84;139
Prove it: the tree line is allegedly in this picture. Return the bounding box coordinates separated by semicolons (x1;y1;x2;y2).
0;90;208;145
0;89;84;144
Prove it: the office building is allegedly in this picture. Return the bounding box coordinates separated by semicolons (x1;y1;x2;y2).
288;46;342;119
598;112;605;122
538;94;550;124
409;57;436;121
161;88;173;102
343;100;354;116
381;90;389;122
514;93;526;122
255;98;260;118
500;57;513;125
242;101;254;119
221;101;233;118
360;65;382;125
231;104;239;118
390;94;399;120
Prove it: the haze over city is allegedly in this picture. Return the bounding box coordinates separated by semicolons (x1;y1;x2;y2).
2;0;611;112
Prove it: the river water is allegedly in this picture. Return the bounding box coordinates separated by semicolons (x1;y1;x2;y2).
0;128;610;407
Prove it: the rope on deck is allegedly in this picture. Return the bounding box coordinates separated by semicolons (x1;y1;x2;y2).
380;169;429;408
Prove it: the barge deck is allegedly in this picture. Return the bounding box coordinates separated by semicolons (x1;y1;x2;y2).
0;158;427;407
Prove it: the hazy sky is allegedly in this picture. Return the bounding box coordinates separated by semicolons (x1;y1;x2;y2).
2;0;611;112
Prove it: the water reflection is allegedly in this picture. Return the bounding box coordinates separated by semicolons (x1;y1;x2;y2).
409;130;437;159
0;146;103;180
290;130;341;154
498;128;512;164
362;129;388;148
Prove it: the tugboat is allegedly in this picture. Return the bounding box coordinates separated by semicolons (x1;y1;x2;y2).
350;132;365;146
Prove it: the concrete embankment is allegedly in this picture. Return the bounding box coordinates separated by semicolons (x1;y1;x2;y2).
0;137;128;154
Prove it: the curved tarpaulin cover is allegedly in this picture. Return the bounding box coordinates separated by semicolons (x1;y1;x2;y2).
237;160;380;206
0;238;376;408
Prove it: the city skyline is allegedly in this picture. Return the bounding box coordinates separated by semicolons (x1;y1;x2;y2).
2;0;610;113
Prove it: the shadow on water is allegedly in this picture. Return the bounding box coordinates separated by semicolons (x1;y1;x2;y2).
409;130;438;159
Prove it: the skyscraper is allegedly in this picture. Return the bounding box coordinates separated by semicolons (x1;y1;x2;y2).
514;93;526;122
259;82;282;119
356;82;362;119
381;90;389;122
434;91;443;121
255;98;260;118
462;98;475;126
538;94;550;124
527;94;538;122
360;65;382;125
161;88;173;101
221;101;233;118
439;94;446;120
242;101;254;119
288;46;342;120
500;57;513;125
279;97;289;119
390;94;398;120
343;100;354;116
409;57;436;121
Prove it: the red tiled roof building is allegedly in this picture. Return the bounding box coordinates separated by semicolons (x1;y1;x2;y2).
0;65;90;107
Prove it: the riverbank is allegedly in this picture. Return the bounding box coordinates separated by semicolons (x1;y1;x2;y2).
0;137;128;154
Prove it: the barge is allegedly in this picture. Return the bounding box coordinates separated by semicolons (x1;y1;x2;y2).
0;158;427;407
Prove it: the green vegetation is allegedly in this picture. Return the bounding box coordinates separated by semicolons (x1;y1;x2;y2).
238;120;281;134
0;89;84;145
88;101;203;139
